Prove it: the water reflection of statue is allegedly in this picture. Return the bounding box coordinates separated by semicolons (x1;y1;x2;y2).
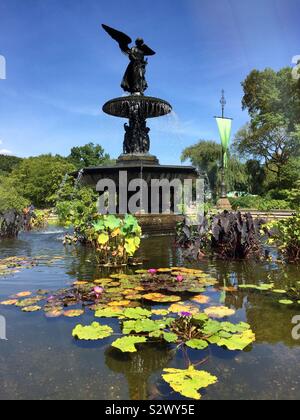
102;24;156;95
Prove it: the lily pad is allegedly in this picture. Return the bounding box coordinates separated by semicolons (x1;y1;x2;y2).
149;330;178;343
143;293;181;303
204;306;235;319
151;309;170;316
63;309;84;318
162;366;218;400
0;299;18;306
186;339;209;350
14;291;32;298
123;307;152;319
272;290;287;294
215;330;256;351
108;300;131;307
112;336;147;353
22;305;41;312
191;295;210;304
279;300;294;305
95;307;124;318
169;303;199;315
72;322;113;341
123;318;172;334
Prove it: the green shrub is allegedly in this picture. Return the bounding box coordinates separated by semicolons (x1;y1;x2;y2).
56;177;142;265
265;213;300;263
229;196;291;211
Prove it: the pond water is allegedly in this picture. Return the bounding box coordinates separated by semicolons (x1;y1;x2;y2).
0;228;300;400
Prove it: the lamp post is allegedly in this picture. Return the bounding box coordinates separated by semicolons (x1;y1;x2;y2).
215;90;233;210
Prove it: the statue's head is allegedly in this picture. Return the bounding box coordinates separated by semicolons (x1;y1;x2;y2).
135;38;144;47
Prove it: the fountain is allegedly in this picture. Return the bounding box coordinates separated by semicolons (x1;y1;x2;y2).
79;25;203;233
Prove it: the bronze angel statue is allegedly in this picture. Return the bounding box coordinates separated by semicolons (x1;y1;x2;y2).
102;24;156;95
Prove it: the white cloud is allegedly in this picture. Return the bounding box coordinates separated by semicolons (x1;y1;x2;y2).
0;149;12;155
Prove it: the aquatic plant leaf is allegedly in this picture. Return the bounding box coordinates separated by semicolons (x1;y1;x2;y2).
0;299;18;306
162;366;218;400
191;295;210;304
220;322;250;333
123;318;169;334
168;303;197;314
123;307;152;319
14;291;32;298
72;322;113;340
186;339;209;350
15;297;43;307
162;332;178;343
143;293;181;303
201;320;222;335
44;308;64;318
187;288;206;293
272;290;287;294
112;336;147;353
97;233;110;245
104;215;122;230
204;306;235;319
279;300;294;305
95;307;124;318
73;281;89;286
216;330;256;351
193;313;209;322
63;309;84;318
108;300;131;307
22;305;41;312
151;309;170;316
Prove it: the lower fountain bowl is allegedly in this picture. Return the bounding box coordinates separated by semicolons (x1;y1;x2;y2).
103;96;172;119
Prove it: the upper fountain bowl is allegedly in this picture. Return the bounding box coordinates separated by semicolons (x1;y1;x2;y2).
103;96;172;119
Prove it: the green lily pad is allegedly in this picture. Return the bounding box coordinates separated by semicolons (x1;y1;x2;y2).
162;366;218;400
143;293;181;303
16;297;43;307
279;300;294;305
123;318;172;335
111;336;147;353
72;322;113;341
95;307;124;318
149;330;178;343
215;329;256;351
123;307;152;319
186;339;209;350
192;313;209;323
273;289;287;294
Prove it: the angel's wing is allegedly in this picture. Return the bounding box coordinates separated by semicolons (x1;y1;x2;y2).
140;44;156;56
102;24;132;53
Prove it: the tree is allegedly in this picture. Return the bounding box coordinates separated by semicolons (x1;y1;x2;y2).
235;67;300;185
11;155;75;208
181;141;221;194
242;67;300;131
181;140;249;195
0;176;28;213
0;154;22;176
234;120;300;180
68;142;112;169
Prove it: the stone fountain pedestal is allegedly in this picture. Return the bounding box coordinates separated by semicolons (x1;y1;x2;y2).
79;94;203;233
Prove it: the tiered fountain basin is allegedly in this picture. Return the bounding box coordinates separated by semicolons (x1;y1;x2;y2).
103;96;172;119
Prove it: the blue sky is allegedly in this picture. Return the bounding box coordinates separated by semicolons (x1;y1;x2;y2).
0;0;299;164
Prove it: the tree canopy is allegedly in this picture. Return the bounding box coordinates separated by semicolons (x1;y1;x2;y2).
11;155;75;208
68;142;112;169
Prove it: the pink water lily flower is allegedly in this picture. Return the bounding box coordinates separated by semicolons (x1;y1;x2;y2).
176;275;184;283
148;269;158;275
94;286;104;299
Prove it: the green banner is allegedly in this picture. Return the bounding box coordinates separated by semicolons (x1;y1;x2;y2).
216;117;232;168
